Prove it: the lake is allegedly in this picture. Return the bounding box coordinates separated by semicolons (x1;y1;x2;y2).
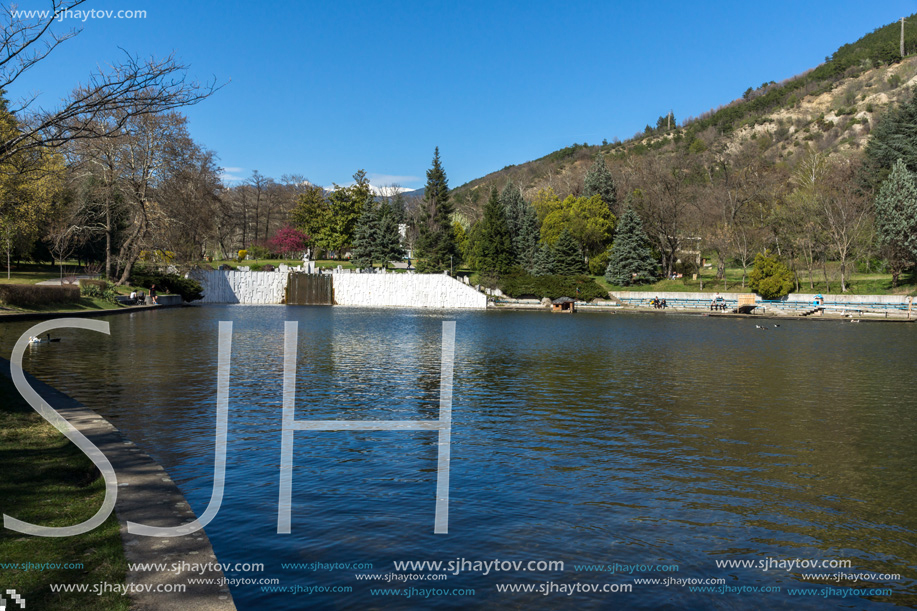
1;306;914;609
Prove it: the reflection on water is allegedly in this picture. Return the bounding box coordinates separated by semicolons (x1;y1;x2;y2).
1;307;915;609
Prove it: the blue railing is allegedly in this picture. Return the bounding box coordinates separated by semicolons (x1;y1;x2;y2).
616;297;737;309
760;299;910;311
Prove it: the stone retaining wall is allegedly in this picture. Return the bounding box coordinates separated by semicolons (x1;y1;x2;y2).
332;272;487;309
189;269;488;309
190;270;289;304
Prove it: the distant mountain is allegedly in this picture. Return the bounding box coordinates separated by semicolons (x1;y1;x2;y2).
322;184;417;197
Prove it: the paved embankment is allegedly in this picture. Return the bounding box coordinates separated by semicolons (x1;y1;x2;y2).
0;357;236;611
491;294;915;321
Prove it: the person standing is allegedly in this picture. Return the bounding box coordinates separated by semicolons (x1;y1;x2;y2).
150;285;158;305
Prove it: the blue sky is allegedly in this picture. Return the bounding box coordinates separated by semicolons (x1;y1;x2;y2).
7;0;917;189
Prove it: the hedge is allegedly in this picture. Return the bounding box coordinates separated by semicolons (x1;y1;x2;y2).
498;274;609;301
129;268;203;302
0;284;81;308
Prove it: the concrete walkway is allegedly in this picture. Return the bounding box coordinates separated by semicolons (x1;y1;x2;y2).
35;276;98;286
0;357;236;610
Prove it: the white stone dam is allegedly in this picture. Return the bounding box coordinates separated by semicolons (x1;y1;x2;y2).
189;268;488;309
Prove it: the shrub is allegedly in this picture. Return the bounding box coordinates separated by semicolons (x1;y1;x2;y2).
588;249;610;276
499;273;608;301
246;244;274;260
237;249;248;262
748;252;794;300
129;267;204;302
79;279;119;304
0;284;80;307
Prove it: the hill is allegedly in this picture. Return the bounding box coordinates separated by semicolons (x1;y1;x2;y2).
451;14;917;217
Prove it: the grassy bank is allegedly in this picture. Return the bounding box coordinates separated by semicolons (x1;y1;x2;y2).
0;374;129;610
0;296;127;316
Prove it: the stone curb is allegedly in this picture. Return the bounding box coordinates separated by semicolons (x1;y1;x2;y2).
0;303;182;323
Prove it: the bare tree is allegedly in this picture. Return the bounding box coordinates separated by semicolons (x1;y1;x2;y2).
624;153;698;278
65;127;123;279
0;0;219;164
244;170;269;243
155;142;221;262
818;160;872;292
45;201;87;280
784;149;831;291
66;110;206;283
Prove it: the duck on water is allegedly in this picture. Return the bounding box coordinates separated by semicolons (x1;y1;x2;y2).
28;333;61;344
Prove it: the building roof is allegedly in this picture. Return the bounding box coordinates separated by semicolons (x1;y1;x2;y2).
552;296;576;304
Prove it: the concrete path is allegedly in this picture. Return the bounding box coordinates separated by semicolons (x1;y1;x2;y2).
0;357;236;610
35;275;98;286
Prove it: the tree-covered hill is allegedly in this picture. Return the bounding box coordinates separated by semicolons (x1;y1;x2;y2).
452;13;917;215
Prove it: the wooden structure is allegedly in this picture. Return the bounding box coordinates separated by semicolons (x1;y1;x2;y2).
286;273;333;305
551;296;576;313
736;293;758;314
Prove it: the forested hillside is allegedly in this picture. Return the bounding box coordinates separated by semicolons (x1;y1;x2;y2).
444;14;917;294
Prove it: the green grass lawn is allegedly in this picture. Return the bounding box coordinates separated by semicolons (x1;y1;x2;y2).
206;258;365;270
0;263;72;285
595;265;917;296
205;258;416;272
0;375;129;610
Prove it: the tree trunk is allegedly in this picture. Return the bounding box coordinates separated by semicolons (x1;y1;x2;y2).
839;257;847;292
804;246;814;290
114;216;146;285
105;204;112;280
118;252;139;286
821;254;830;293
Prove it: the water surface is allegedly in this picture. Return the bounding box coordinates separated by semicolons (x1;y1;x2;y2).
2;307;914;609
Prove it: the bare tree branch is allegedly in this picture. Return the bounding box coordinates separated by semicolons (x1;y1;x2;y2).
1;1;88;91
0;3;223;165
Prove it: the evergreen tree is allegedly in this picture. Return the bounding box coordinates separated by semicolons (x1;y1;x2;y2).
532;243;555;276
389;190;407;224
471;187;516;276
552;228;587;275
874;158;917;264
415;147;457;273
290;185;329;250
604;207;657;286
517;203;540;272
748;252;794;299
375;201;405;268
324;185;361;256
583;154;618;212
864;89;917;187
453;221;470;267
350;200;380;269
500;181;527;251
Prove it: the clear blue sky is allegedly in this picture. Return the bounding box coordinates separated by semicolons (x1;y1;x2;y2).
7;0;917;189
